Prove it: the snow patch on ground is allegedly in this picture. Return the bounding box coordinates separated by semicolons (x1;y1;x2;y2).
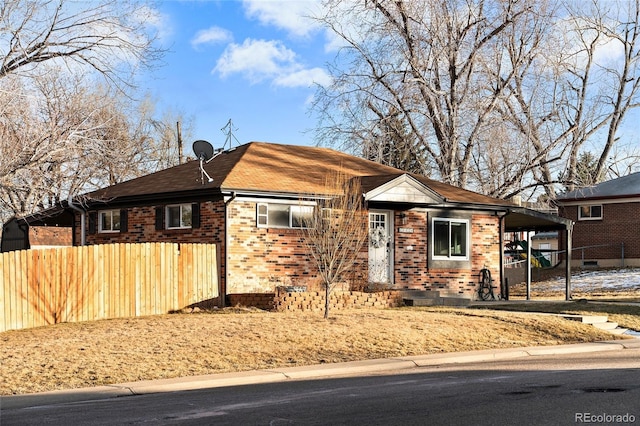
545;268;640;292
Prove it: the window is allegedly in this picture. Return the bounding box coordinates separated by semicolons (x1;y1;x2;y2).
256;203;314;228
99;210;121;233
291;205;313;228
578;205;602;220
432;218;469;260
166;204;192;229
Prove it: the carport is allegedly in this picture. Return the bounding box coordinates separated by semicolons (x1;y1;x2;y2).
500;207;574;301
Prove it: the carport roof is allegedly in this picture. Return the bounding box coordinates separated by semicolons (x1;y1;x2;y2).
504;207;573;232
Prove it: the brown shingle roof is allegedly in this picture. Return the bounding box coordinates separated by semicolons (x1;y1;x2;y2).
220;142;401;194
85;141;511;207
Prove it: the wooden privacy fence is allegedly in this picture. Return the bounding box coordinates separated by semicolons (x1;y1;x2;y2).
0;243;219;332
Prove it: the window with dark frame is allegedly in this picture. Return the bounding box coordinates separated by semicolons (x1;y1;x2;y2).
432;217;469;260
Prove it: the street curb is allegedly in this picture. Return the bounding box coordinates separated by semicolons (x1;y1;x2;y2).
2;339;639;410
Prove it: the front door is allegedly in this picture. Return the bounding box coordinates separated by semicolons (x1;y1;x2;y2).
368;210;392;285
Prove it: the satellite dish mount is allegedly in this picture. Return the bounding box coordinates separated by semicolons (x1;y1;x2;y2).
192;140;218;184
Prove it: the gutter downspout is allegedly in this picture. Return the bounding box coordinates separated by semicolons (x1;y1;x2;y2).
67;196;86;246
565;222;573;301
223;191;237;308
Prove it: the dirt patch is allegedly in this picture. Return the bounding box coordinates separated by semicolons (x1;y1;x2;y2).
0;307;621;395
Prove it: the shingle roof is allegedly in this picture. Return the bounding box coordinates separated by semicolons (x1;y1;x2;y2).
557;171;640;201
85;141;511;207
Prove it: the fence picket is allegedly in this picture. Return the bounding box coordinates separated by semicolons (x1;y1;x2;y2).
0;243;217;332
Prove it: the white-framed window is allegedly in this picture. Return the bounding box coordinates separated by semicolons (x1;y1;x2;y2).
578;205;602;221
432;217;469;260
256;203;314;228
166;204;192;229
99;210;121;233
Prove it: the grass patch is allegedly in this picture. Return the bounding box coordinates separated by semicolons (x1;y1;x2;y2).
0;307;622;396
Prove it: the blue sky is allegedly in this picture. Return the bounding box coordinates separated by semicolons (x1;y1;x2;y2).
143;1;330;151
141;1;638;166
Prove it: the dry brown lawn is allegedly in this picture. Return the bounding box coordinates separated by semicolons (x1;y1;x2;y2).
0;307;623;396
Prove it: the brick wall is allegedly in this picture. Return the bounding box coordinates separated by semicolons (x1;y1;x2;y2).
227;200;330;293
73;198;503;301
393;211;500;298
559;202;640;266
77;200;226;246
227;290;404;312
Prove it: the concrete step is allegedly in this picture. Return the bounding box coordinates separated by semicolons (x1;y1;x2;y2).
403;296;471;307
561;314;609;324
399;290;440;299
403;298;439;307
592;321;619;330
559;313;629;335
441;297;471;307
608;327;629;335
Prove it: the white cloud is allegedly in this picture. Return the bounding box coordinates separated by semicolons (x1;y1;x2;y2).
242;0;322;38
215;39;295;82
191;26;233;48
136;5;172;42
274;67;332;88
214;38;331;88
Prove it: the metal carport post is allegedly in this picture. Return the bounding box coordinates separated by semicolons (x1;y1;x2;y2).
502;208;574;301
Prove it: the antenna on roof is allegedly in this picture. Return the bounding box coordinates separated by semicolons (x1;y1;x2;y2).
192;140;219;184
221;119;240;150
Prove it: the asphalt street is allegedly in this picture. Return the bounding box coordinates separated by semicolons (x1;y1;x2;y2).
2;340;640;425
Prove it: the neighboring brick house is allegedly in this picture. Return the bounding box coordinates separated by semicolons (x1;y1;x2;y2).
5;142;571;303
556;172;640;267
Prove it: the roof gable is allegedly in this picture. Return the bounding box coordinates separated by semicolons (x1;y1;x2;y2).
364;174;443;204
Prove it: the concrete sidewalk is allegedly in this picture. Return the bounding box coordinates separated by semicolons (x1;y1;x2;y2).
3;339;640;411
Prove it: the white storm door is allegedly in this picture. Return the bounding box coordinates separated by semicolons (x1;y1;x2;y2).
368;210;392;284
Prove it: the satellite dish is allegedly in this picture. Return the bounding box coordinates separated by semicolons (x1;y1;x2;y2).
192;140;217;184
193;140;215;161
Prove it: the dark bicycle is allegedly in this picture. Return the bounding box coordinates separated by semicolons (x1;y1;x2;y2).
478;268;498;301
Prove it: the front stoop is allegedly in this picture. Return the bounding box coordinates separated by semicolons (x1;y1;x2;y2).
402;290;472;307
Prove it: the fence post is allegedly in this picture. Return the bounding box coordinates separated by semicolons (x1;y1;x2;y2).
621;242;625;268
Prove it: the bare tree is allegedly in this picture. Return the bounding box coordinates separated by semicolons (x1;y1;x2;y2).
512;0;640;193
314;0;542;188
300;172;368;319
0;73;192;223
0;0;183;223
0;0;161;91
312;0;640;200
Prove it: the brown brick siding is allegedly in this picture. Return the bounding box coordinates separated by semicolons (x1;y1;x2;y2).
393;211;500;297
226;201;368;293
78;201;226;246
559;202;639;263
73;198;502;304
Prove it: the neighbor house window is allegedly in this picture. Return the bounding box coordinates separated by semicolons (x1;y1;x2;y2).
578;205;602;220
432;218;469;260
99;210;121;233
257;203;314;228
166;204;192;229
